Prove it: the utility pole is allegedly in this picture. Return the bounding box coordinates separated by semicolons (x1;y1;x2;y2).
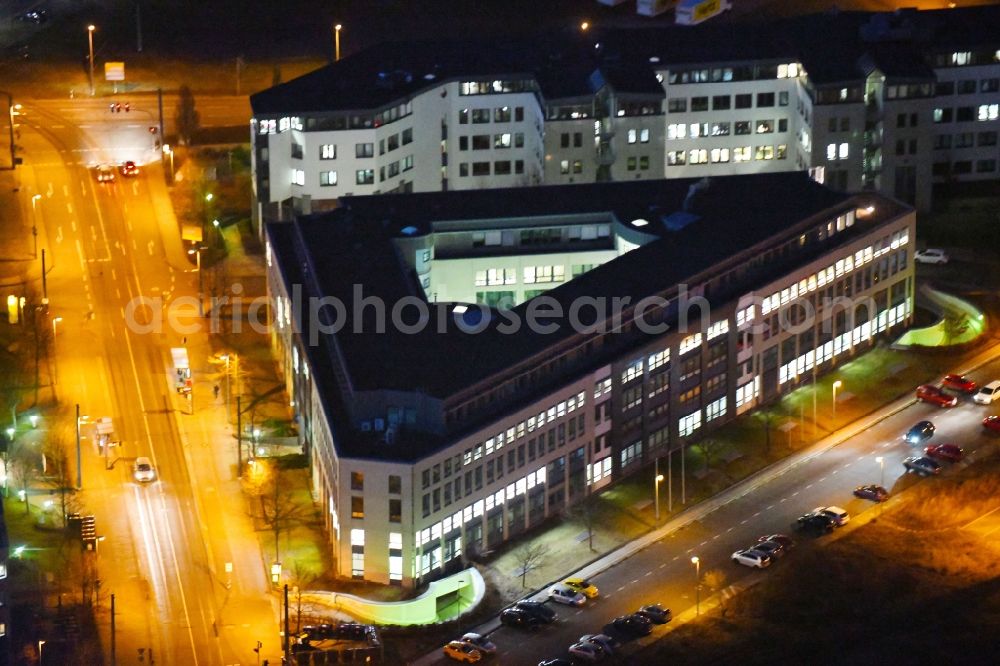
236;395;242;477
41;250;47;301
283;584;291;662
157;88;164;141
75;403;82;489
135;1;142;52
1;90;15;170
111;593;117;665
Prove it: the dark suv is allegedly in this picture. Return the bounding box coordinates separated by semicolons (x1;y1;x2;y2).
903;455;941;476
514;600;556;624
793;512;836;535
500;608;542;630
903;420;935;445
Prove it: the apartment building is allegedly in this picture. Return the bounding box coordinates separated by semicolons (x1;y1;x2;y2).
250;6;1000;229
265;172;915;586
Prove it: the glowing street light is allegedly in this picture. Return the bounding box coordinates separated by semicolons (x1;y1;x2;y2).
31;194;41;258
654;473;665;521
832;380;843;418
334;23;343;61
162;144;175;180
875;456;885;488
580;21;590;31
52;316;63;339
29;414;38;429
691;556;701;616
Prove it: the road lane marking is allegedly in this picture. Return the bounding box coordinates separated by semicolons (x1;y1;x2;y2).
805;484;813;489
700;540;708;547
71;220;77;231
62;184;69;197
753;511;761;517
792;491;799;497
818;477;826;482
712;534;720;540
66;202;73;214
740;519;748;525
843;463;852;469
617;586;626;592
780;498;787;502
726;527;734;532
766;505;774;510
644;571;652;577
659;563;667;569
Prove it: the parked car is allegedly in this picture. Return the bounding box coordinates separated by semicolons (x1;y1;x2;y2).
500;608;542;630
460;633;496;655
120;160;139;176
757;534;795;550
753;540;786;559
610;613;653;637
853;484;889;502
133;456;156;483
580;634;619;655
567;641;605;662
814;506;850;526
943;374;978;394
548;584;586;607
96;164;116;182
904;420;935;445
925;443;964;463
732;548;771;569
983;415;1000;434
443;640;482;663
793;512;836;535
563;578;599;598
914;248;949;264
17;10;48;23
903;455;941;476
514;600;556;623
301;624;334;640
635;603;671;624
974;380;1000;405
916;384;958;407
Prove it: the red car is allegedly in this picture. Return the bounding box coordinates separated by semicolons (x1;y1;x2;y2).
925;443;964;463
982;416;1000;434
916;385;958;408
120;160;139;176
942;374;977;394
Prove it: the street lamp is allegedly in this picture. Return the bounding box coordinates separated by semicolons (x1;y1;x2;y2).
334;23;342;61
38;640;45;663
188;247;206;317
580;21;590;31
654;473;665;522
832;380;843;418
52;316;62;338
875;456;884;489
31;194;41;258
162;144;174;181
87;25;96;97
691;556;701;616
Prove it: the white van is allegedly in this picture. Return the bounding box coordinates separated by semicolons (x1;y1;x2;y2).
974;380;1000;405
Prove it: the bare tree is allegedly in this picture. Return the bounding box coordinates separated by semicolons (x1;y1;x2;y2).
260;468;307;562
42;435;82;527
9;444;38;514
702;569;728;614
692;438;727;474
512;543;550;589
289;560;320;633
567;501;598;552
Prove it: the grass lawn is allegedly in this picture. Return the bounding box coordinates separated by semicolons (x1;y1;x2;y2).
639;458;1000;664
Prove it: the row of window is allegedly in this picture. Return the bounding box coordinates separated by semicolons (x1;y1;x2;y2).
936;78;1000;95
458;160;526;177
666;62;800;85
933;131;997;149
458;105;526;124
668;92;789;114
668;144;788;165
933;159;998;175
667;119;789;139
460;133;526;150
292;158;415;187
933;104;1000;123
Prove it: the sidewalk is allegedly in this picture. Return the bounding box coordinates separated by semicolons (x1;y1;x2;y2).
409;338;1000;665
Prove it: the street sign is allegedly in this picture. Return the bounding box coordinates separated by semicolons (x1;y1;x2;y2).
104;62;125;81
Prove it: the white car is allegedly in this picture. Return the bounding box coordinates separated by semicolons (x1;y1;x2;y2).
567;641;605;662
96;164;116;182
548;583;586;606
973;380;1000;405
813;506;850;526
460;632;496;655
133;456;156;483
914;248;949;264
732;548;771;568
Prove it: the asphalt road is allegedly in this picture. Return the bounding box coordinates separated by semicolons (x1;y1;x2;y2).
418;353;1000;666
21;99;273;665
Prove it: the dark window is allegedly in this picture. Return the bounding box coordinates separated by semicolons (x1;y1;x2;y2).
389;499;401;522
691;96;709;112
778;118;788;132
957;79;977;94
953;160;972;174
573;132;583;148
560;133;570;148
472;135;490;150
778;91;789;106
389;475;401;494
351;496;364;519
956;107;974;122
668;98;687;113
909;113;918;127
756;92;775;107
515;106;525;121
935;81;954;95
828;117;837;132
712;95;731;110
351;472;364;491
978;131;998;146
735;121;751;135
982;78;1000;93
896;113;906;128
472;162;490;176
734;94;752;109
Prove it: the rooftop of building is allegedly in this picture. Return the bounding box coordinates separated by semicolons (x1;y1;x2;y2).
268;173;910;461
251;6;1000;116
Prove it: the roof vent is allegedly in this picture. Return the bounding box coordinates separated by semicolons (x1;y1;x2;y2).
683;177;711;213
401;225;419;236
